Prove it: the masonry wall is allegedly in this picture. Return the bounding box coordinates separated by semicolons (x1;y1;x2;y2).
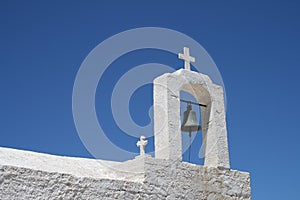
0;154;251;200
0;165;153;200
143;159;251;200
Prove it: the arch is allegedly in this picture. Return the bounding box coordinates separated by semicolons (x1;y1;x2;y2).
153;69;230;168
180;84;211;165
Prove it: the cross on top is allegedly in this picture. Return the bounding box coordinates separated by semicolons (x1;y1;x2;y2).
136;136;148;156
178;47;195;70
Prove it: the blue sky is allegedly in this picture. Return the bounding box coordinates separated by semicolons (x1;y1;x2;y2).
1;1;300;199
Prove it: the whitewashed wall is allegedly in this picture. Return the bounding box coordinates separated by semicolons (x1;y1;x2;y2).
0;148;250;200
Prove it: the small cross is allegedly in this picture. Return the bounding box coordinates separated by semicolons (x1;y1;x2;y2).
178;47;195;70
136;136;148;156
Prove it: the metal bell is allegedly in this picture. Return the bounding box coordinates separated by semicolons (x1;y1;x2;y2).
181;104;201;133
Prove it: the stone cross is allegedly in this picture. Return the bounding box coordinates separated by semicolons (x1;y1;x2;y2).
178;47;195;70
136;136;148;156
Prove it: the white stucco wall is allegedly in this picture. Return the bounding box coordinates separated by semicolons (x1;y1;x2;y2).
0;147;250;199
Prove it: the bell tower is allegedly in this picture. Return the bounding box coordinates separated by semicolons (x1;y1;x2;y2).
153;47;230;169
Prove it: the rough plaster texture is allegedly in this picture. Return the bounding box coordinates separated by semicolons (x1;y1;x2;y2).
154;69;230;168
0;147;250;199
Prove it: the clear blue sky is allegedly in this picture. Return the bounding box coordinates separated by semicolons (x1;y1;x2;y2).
1;1;299;199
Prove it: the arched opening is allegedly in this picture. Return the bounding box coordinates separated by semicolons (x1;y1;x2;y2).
180;83;212;165
180;90;204;165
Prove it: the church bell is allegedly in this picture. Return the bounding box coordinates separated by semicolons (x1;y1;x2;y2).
181;104;201;133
